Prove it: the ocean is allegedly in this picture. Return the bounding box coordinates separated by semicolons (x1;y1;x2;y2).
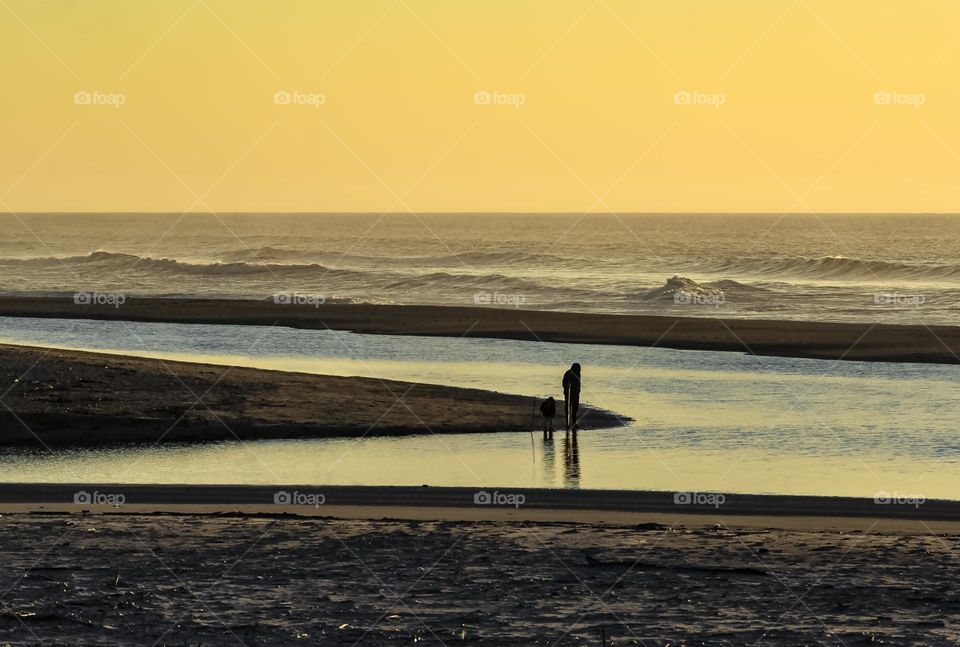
3;213;959;324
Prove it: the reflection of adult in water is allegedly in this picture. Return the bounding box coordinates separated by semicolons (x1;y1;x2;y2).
563;432;580;488
562;363;581;431
541;430;556;482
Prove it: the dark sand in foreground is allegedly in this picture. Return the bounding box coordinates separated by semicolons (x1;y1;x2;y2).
0;344;621;445
1;491;958;645
1;296;959;363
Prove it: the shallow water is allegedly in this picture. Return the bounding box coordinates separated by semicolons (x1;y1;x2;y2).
0;316;957;499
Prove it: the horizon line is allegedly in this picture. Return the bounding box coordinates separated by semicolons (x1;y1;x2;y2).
6;211;960;216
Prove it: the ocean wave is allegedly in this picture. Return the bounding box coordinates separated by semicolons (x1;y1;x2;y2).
703;255;960;281
0;251;359;278
0;251;590;295
380;271;581;294
636;276;766;302
219;247;582;267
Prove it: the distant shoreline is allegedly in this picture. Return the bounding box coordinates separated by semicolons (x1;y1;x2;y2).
0;296;959;364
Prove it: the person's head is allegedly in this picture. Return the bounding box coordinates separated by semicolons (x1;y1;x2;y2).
571;362;581;374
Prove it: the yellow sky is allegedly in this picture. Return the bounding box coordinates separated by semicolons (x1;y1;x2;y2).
2;0;959;213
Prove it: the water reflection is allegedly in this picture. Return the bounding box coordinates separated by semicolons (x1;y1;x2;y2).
541;436;555;484
563;432;581;488
0;320;958;497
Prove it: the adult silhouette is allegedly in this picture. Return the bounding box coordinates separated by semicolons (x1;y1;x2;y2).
562;362;581;431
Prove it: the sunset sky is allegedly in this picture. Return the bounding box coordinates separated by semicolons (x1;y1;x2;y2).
2;0;959;213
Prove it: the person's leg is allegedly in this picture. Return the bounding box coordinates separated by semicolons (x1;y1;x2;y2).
571;397;580;430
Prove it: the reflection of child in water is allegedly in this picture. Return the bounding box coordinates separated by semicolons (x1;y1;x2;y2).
539;397;556;436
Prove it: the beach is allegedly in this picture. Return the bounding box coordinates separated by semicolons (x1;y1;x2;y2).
2;296;960;363
8;0;960;639
1;486;958;645
0;343;621;445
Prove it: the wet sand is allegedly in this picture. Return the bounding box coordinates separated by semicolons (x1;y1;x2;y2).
0;509;957;645
1;296;959;363
0;344;621;445
2;489;958;645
